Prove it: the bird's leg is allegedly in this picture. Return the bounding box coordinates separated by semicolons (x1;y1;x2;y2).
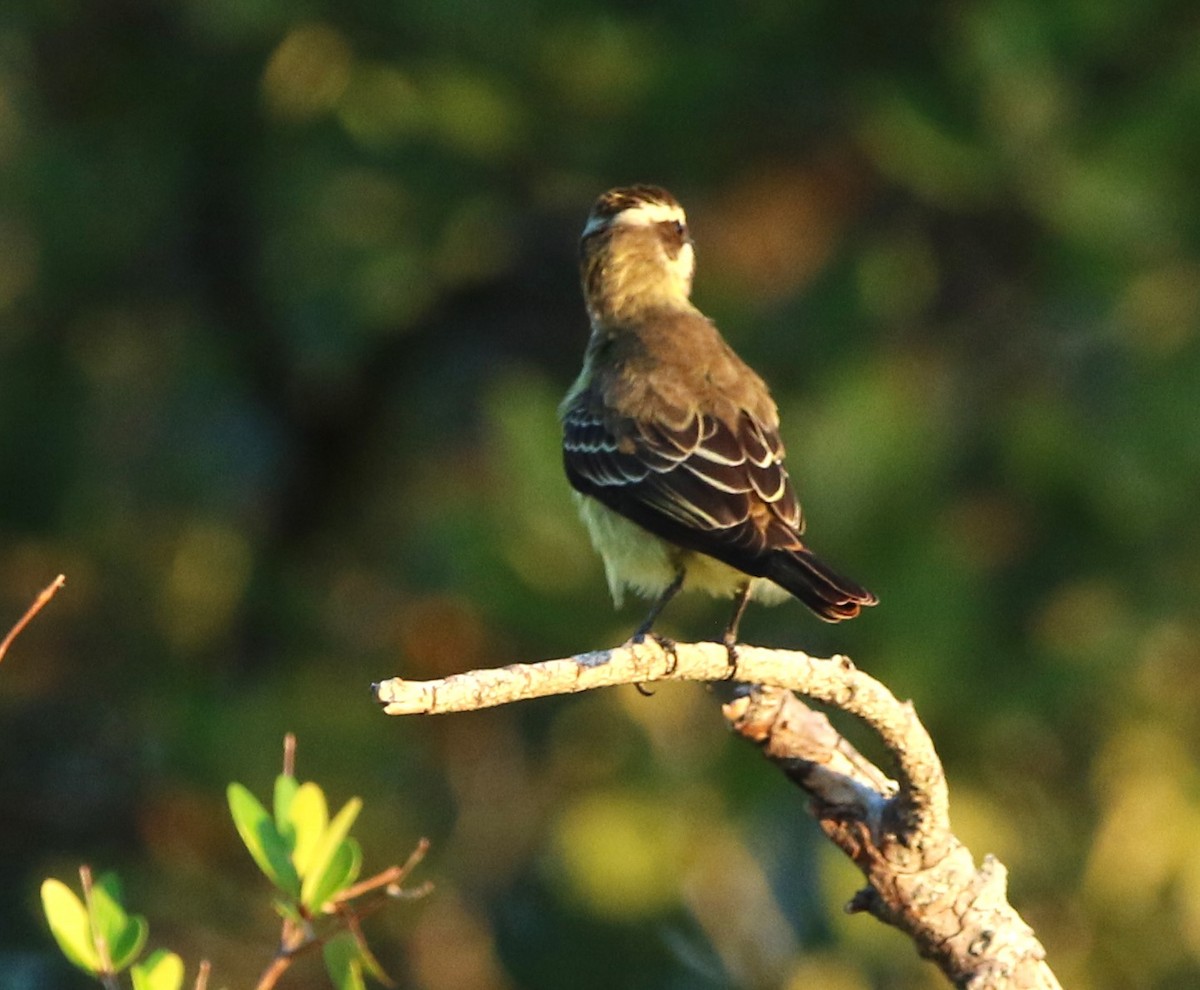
630;570;684;675
631;570;684;642
721;583;753;674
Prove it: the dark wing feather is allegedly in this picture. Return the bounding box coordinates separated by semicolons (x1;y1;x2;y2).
562;396;876;621
562;400;800;563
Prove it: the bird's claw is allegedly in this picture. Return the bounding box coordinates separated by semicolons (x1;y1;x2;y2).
655;633;680;675
628;630;679;678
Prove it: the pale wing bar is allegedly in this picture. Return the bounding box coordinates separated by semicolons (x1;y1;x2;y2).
563;405;803;550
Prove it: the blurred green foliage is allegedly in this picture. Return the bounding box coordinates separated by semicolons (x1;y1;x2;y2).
1;0;1199;987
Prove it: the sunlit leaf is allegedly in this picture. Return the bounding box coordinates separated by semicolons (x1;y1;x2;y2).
131;949;185;990
323;932;366;990
274;773;300;849
90;873;147;970
227;783;301;898
93;871;125;903
289;781;329;877
306;837;362;913
41;879;101;973
300;797;362;911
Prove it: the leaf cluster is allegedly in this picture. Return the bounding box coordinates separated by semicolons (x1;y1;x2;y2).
42;747;426;990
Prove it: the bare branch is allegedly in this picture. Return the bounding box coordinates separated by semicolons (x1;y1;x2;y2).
376;642;947;833
0;573;65;665
282;732;296;778
254;951;296;990
374;641;1061;989
255;918;314;990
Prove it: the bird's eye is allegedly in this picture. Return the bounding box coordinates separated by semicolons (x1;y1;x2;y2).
659;219;687;242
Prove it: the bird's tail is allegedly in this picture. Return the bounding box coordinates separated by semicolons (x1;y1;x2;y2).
764;547;878;623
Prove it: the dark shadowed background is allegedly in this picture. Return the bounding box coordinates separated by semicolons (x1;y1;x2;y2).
2;2;1199;987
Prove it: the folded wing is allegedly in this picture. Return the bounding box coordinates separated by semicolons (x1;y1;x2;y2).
562;396;875;620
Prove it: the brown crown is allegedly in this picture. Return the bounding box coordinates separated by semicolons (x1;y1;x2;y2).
587;185;681;225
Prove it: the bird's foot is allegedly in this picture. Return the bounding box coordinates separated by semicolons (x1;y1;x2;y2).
628;629;679;678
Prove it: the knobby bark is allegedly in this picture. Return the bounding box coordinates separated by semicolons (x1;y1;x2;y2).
374;641;1061;989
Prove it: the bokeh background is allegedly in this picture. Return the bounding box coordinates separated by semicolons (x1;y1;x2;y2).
2;1;1199;987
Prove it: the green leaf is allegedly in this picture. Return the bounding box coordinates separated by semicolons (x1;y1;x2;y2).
93;871;126;903
305;837;362;914
300;797;362;911
85;877;126;939
110;915;149;971
272;897;304;923
90;873;147;971
288;781;329;877
351;928;392;986
41;879;101;973
227;783;301;898
274;773;300;850
323;932;366;990
131;949;185;990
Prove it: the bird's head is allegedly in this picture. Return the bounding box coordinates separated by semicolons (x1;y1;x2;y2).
579;185;695;322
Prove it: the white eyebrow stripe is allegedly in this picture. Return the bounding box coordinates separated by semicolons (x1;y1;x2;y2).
614;202;686;227
581;201;686;237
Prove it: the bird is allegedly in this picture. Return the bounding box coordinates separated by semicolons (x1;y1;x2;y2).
559;184;876;652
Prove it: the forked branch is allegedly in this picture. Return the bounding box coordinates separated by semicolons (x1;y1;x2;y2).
374;641;1060;989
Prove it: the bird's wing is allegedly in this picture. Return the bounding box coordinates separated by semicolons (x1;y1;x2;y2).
562;399;804;565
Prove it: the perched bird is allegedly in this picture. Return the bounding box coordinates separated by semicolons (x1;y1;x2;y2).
559;184;876;649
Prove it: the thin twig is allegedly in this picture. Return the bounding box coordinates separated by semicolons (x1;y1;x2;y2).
392;836;430;889
78;865;120;990
255;918;317;990
254;952;295;990
0;573;65;664
329;838;429;908
282;732;296;778
332;865;406;905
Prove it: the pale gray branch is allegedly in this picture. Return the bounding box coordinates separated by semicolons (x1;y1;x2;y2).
373;641;1060;989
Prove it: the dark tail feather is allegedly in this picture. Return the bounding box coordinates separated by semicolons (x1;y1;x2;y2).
764;548;878;623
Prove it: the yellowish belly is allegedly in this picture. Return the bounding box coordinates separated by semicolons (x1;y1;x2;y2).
574;494;789;608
